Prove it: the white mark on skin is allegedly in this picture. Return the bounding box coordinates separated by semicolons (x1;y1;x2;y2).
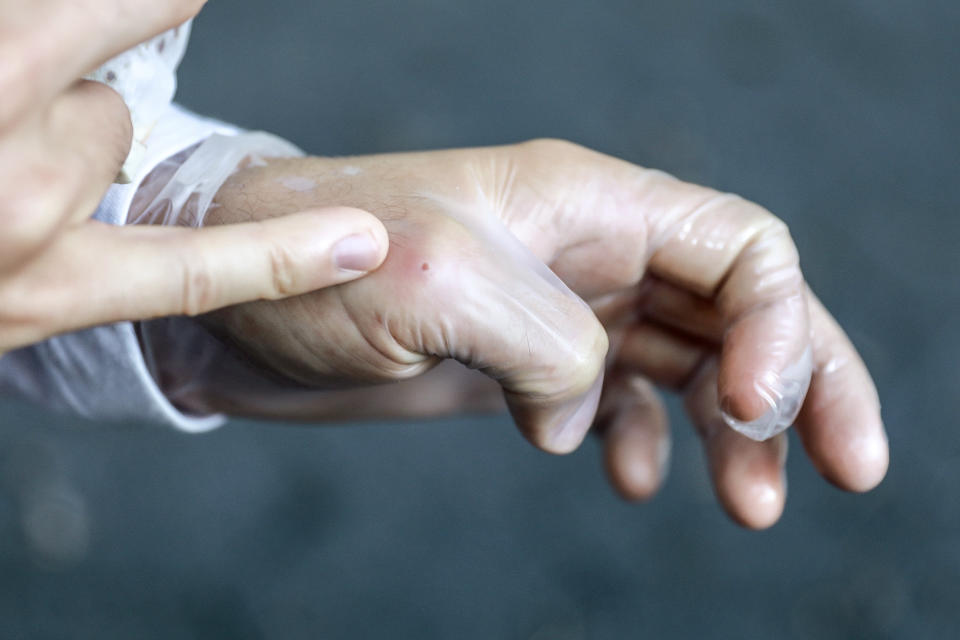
277;176;318;192
749;481;779;507
844;434;888;472
342;166;362;176
820;355;850;376
246;155;268;168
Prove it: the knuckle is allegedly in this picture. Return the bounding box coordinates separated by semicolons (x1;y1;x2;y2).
178;255;216;317
265;240;299;299
0;192;64;271
91;82;134;140
56;81;133;170
561;308;609;393
0;278;53;352
536;304;608;401
519;137;585;157
100;96;134;169
769;218;797;250
720;212;805;314
753;214;800;262
737;195;789;232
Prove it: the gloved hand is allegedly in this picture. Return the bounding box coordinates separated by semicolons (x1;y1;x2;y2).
153;139;886;529
0;0;388;353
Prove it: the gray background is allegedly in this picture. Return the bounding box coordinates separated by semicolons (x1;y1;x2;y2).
1;0;958;638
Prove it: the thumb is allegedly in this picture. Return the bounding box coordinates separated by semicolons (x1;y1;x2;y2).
411;217;609;455
3;207;388;349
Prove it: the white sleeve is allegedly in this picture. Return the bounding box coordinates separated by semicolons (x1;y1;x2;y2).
0;104;239;431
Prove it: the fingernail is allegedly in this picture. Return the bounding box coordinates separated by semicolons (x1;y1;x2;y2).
333;233;381;272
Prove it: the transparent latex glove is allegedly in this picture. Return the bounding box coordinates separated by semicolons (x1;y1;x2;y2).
194;155;611;455
170;140;886;528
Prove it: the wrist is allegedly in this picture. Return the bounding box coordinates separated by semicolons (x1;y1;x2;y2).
127;131;305;228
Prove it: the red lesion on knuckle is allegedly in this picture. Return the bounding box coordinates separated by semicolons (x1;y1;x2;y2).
388;249;448;296
381;219;464;289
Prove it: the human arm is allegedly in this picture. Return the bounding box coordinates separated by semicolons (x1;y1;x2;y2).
144;140;887;528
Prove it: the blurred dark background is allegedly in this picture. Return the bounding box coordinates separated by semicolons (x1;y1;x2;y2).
2;0;958;637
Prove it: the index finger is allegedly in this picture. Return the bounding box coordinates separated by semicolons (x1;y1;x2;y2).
0;207;389;354
641;172;811;439
0;0;205;129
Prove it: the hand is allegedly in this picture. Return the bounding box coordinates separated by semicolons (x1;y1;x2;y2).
185;140;887;529
0;0;388;353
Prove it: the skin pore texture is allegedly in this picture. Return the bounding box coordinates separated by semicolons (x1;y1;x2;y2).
179;139;887;529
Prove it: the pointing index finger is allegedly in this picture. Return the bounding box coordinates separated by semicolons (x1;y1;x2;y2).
0;207;389;352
